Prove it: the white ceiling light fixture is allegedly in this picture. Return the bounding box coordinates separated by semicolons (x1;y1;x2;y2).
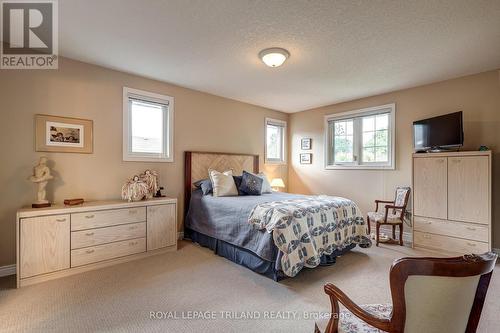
259;47;290;67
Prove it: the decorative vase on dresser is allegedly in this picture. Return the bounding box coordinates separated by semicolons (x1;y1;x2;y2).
412;151;492;254
16;197;177;288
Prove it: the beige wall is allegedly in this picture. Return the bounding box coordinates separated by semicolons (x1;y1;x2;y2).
0;58;288;266
288;70;500;247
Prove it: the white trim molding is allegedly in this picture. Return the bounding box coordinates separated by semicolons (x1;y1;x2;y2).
0;264;16;277
372;226;413;244
264;117;287;165
324;103;396;170
123;87;174;163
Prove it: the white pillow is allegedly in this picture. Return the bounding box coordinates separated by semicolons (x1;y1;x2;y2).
257;173;272;193
209;169;238;197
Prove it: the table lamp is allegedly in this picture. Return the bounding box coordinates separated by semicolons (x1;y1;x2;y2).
270;178;285;192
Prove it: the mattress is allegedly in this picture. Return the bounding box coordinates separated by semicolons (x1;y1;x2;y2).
185;189;305;261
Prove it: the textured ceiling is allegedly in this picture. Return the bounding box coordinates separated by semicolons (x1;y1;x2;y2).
59;0;500;112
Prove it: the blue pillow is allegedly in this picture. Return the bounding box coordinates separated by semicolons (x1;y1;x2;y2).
233;176;246;195
193;179;213;195
239;171;263;195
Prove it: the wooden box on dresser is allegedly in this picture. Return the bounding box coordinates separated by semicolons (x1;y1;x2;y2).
412;151;492;254
16;197;177;288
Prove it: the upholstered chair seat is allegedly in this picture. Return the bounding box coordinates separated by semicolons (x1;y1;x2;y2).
340;304;392;333
366;212;401;224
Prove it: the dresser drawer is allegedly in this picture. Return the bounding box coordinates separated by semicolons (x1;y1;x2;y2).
414;231;489;254
71;207;146;231
414;216;489;242
71;222;146;249
71;237;146;267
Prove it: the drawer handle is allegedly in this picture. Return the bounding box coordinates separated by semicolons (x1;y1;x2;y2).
129;241;139;246
85;214;95;219
129;226;138;230
437;159;445;163
129;210;138;214
85;232;94;236
467;242;476;247
423;234;431;239
452;159;461;163
466;227;476;231
86;249;95;254
56;218;66;222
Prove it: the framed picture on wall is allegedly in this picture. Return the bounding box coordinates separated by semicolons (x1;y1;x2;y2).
35;114;93;153
301;138;312;150
300;153;312;164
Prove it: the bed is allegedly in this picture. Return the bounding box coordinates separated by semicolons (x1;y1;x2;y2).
184;151;371;280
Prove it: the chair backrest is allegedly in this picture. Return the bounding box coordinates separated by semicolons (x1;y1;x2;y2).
388;252;497;333
393;187;411;216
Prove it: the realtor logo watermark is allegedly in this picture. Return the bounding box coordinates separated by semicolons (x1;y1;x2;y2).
1;0;58;69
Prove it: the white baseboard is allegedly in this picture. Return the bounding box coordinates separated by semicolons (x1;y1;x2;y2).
374;225;413;244
178;231;184;240
493;248;500;256
0;264;16;277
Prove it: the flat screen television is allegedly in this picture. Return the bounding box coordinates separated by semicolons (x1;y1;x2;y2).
413;111;464;152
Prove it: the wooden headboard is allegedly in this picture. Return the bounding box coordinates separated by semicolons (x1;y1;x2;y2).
184;151;259;214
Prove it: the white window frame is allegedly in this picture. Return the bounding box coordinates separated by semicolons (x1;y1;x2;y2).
324;103;395;170
265;118;287;164
123;87;174;162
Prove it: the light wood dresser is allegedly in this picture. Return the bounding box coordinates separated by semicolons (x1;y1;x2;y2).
412;151;492;254
16;197;177;287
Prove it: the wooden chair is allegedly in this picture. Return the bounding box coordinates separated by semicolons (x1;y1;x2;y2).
315;252;497;333
367;187;411;246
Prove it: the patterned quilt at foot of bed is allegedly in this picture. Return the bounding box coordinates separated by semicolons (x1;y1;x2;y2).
248;196;372;277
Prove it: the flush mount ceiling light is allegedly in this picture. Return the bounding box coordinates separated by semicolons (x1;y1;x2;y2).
259;48;290;67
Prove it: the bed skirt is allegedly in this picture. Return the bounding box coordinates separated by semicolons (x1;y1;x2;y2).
185;228;356;281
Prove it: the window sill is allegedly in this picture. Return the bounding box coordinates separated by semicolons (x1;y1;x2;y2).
325;164;395;170
265;160;287;165
123;155;173;163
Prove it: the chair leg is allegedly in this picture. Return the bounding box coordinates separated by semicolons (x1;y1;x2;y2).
399;224;403;246
367;216;371;234
376;223;380;246
392;225;396;240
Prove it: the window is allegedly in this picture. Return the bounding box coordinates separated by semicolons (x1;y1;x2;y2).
265;118;286;164
325;104;395;169
123;87;174;162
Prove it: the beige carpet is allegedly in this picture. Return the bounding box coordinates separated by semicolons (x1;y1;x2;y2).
0;241;499;333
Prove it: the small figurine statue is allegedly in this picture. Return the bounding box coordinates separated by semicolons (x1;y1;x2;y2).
121;175;149;202
29;157;54;208
139;169;159;199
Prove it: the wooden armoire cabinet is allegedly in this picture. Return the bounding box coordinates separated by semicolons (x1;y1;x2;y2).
412;151;492;253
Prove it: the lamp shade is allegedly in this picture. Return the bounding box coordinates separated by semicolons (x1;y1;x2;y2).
270;178;285;188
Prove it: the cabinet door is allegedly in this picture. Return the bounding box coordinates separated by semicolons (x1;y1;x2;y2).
147;204;177;251
448;156;489;224
20;214;70;278
413;157;448;219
